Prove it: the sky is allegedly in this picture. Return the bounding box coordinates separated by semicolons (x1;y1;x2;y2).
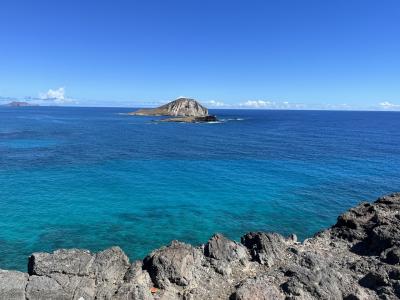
0;0;399;110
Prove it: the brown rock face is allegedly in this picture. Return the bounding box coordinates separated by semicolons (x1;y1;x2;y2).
129;97;209;117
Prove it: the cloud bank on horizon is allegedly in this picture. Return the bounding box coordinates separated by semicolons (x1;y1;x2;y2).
0;87;77;106
205;99;400;111
0;88;399;111
379;101;400;110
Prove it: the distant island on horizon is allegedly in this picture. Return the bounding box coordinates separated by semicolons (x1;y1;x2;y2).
2;101;39;107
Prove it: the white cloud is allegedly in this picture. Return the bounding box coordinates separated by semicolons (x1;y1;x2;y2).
239;100;271;108
39;87;77;104
379;101;400;110
207;100;226;107
308;103;354;110
40;87;65;101
238;100;306;109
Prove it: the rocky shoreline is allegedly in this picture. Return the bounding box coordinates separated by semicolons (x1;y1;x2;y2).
1;193;400;299
159;115;218;123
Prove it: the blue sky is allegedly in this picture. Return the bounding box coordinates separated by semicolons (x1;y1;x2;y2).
0;0;399;109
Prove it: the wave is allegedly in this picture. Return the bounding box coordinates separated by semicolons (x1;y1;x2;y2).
204;121;223;124
219;118;245;122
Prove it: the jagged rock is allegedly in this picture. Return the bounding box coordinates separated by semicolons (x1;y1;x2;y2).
115;261;154;300
48;273;96;299
359;271;390;290
231;275;285;300
332;194;400;259
28;248;94;276
281;252;348;299
95;281;124;299
0;270;28;300
143;240;202;289
113;283;154;300
124;261;152;285
28;247;129;281
210;259;232;276
241;232;288;267
25;273;96;300
205;234;249;262
92;246;130;283
26;275;69;300
333;203;375;243
381;246;400;265
370;224;400;253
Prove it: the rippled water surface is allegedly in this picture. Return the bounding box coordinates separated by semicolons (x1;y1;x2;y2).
1;107;399;270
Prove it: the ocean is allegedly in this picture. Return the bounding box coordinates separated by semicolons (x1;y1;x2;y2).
0;106;399;271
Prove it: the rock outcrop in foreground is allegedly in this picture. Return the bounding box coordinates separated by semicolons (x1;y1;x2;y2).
1;193;400;299
129;98;217;123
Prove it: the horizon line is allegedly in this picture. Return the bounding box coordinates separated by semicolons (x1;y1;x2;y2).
2;104;400;113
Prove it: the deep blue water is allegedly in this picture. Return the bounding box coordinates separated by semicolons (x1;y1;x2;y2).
1;107;399;271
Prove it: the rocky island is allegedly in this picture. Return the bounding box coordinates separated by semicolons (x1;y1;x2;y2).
1;193;400;299
2;101;39;107
128;98;218;123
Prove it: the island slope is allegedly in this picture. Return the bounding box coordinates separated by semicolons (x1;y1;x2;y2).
129;97;217;123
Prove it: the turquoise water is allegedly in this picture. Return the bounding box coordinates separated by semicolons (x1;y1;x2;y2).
1;107;399;271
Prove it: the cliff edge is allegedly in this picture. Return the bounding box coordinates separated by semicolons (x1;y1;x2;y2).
1;193;400;299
